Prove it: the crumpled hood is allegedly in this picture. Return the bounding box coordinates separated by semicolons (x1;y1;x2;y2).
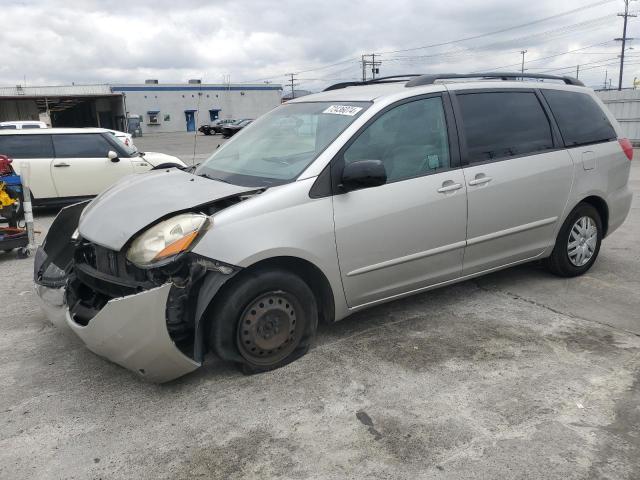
79;169;251;251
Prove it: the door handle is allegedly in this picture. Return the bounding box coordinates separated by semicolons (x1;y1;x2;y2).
468;174;492;186
53;162;70;168
437;182;463;193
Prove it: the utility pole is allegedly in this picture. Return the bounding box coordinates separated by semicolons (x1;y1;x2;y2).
520;50;527;75
361;54;382;82
604;69;609;90
287;73;298;100
576;65;580;79
616;0;637;90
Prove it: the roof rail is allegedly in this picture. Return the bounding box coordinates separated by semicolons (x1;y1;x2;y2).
323;74;423;91
405;72;584;87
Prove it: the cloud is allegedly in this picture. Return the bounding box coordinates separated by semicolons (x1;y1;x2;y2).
0;0;634;90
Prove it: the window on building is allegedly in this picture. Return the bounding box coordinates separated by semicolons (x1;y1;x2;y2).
457;91;554;163
52;134;114;158
163;114;171;121
541;89;617;147
148;112;159;124
0;134;54;158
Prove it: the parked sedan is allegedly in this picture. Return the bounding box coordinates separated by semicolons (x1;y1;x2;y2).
221;119;253;138
0;128;186;206
199;119;236;135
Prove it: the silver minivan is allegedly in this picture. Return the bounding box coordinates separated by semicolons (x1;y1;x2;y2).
34;73;633;382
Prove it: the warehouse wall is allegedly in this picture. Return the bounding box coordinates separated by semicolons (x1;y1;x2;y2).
113;84;282;134
0;100;40;122
596;89;640;143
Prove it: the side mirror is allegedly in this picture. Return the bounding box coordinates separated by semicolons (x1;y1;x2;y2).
340;160;387;192
107;150;120;163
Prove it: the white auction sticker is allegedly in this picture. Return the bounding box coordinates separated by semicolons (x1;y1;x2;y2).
322;105;363;116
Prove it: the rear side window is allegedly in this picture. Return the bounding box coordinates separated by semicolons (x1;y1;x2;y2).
457;91;554;163
0;134;54;158
541;90;616;147
52;134;114;158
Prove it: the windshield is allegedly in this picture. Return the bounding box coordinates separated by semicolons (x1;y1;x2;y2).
196;101;370;187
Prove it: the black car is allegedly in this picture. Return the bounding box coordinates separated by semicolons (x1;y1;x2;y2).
198;119;237;135
222;119;253;138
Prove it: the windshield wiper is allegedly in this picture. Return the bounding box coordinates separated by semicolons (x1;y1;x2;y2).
199;172;231;184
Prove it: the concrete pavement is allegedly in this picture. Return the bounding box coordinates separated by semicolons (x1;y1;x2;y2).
0;136;638;479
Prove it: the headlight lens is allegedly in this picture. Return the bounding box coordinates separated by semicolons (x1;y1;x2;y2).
126;213;209;266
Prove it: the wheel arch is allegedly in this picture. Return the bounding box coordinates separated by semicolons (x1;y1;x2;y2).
241;256;336;325
579;195;609;237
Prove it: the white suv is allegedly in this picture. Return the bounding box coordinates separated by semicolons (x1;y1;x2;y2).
34;73;633;382
0;128;185;205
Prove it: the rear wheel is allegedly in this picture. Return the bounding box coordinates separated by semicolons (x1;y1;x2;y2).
545;203;602;277
208;268;318;373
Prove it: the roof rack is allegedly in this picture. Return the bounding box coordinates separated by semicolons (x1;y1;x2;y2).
323;74;423;91
405;72;584;87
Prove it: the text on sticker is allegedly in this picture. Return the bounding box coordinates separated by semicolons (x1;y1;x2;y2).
322;105;363;116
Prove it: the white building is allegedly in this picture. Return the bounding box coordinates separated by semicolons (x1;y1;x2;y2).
114;80;282;133
0;80;282;134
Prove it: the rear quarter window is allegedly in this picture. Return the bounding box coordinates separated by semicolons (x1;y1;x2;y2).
0;134;54;158
541;89;616;147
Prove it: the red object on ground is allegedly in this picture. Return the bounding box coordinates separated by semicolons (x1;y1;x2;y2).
0;155;14;175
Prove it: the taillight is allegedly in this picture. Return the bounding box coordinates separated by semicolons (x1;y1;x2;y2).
619;138;633;161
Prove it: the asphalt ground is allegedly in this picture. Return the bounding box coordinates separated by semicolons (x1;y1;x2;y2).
1;133;638;479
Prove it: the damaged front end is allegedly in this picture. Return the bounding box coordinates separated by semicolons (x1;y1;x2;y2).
34;180;256;382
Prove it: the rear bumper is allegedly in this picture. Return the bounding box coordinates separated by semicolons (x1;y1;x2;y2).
606;185;633;236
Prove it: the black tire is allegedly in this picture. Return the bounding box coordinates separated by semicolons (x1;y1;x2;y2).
207;268;318;373
545;203;603;277
203;129;211;135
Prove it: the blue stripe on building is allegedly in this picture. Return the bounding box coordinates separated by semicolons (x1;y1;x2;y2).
111;85;281;92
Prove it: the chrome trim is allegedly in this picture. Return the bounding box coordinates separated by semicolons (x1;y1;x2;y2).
466;217;558;246
346;240;466;277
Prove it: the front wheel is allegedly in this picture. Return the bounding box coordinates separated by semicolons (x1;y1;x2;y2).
545;203;602;277
208;268;318;373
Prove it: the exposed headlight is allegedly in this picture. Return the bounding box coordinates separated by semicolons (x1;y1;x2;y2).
126;213;209;267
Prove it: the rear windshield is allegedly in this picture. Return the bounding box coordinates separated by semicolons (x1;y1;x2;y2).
196;101;370;187
542;90;617;147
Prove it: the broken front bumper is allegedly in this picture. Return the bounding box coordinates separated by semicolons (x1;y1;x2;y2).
36;280;201;383
65;283;201;383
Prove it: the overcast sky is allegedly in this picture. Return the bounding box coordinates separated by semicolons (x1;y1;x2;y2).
1;0;637;91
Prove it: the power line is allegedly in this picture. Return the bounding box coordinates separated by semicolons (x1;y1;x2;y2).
479;40;614;71
376;0;616;55
237;0;616;85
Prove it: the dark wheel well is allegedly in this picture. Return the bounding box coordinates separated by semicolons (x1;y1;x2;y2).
241;256;335;325
581;196;609;237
